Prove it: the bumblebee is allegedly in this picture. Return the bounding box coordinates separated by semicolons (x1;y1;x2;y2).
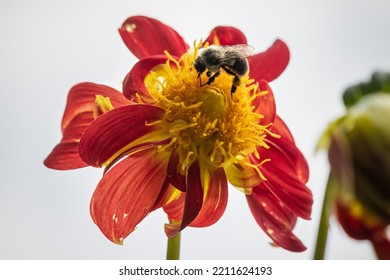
194;45;255;94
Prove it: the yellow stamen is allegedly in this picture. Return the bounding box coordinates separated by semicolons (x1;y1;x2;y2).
135;92;144;104
164;50;181;69
143;42;278;184
211;32;221;46
242;160;269;181
102;128;169;167
157;137;177;152
182;151;194;171
93;95;114;119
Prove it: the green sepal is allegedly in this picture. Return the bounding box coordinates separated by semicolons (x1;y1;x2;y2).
343;72;390;108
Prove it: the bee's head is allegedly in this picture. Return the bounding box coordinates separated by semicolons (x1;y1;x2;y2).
194;57;206;75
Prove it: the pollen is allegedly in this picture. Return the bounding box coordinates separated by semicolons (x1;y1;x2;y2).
144;41;271;174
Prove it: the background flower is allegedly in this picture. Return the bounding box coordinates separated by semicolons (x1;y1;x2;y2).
318;72;390;259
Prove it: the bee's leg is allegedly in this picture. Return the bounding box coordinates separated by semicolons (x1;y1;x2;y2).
197;73;203;87
222;66;241;94
231;76;241;94
206;71;220;85
200;71;220;87
231;84;237;94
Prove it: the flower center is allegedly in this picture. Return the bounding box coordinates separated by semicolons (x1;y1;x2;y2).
145;42;270;173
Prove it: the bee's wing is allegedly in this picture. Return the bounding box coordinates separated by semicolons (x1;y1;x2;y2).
219;45;255;62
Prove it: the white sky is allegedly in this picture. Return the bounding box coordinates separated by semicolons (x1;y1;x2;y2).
1;0;389;259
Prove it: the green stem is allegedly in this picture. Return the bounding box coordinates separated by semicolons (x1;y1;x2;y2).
313;175;334;260
166;232;181;260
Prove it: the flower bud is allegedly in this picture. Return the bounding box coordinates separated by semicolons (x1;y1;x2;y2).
320;72;390;259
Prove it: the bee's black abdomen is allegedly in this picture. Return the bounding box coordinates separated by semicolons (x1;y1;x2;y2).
228;58;248;76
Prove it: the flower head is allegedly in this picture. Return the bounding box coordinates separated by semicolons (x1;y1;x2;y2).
45;16;312;252
319;72;390;259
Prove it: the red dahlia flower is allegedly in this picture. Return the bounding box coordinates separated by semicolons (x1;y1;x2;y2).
44;16;312;252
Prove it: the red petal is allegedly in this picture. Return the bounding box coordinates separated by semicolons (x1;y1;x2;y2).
44;112;93;169
246;185;306;252
261;171;312;220
336;201;390;259
204;26;247;46
151;182;179;211
123;55;174;103
372;238;390;260
62;82;130;133
165;150;186;192
252;80;276;126
180;163;204;229
190;168;228;227
163;192;185;222
335;202;373;240
44;83;130;170
45;83;131;170
248;39;290;82
90;148;169;244
119;16;188;59
253;137;312;219
44;142;87;170
79;104;166;167
265;135;309;184
146;156;187;215
270;115;295;143
164;161;204;238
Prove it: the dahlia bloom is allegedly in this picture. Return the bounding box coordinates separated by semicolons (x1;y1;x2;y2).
44;16;312;252
318;72;390;259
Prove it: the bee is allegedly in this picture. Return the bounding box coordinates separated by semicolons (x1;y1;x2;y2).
194;45;255;94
